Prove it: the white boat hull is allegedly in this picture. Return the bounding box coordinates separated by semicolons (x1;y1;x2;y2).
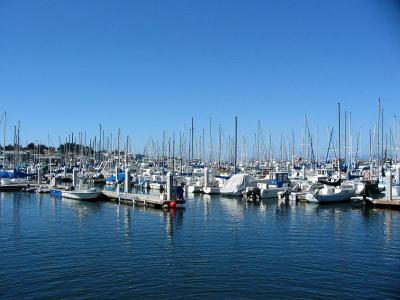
203;187;220;194
187;185;202;193
220;190;243;196
306;188;355;203
260;187;286;199
61;189;101;200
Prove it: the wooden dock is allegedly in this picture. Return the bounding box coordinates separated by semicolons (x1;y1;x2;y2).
353;196;400;210
366;198;400;210
101;190;185;209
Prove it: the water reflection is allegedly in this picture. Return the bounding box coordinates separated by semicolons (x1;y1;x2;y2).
61;197;102;223
200;194;212;220
384;210;394;247
123;206;132;238
219;196;245;220
13;193;21;238
163;208;184;238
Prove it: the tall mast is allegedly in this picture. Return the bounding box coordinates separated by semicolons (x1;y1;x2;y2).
257;120;261;161
191;117;194;162
3;112;6;166
292;129;295;168
99;124;102;162
202;128;205;162
218;124;222;169
338;102;341;180
117;128;120;167
369;129;372;162
382;108;384;161
377;98;381;160
13;125;16;168
172;132;175;174
344;110;347;166
209;117;212;164
234;116;238;174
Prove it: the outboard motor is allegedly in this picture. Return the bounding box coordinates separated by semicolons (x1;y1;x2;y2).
251;187;261;201
280;189;290;201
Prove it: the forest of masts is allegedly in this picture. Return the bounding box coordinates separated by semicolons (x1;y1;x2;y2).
1;100;400;168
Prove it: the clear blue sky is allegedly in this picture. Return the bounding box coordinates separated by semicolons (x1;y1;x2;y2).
0;0;399;157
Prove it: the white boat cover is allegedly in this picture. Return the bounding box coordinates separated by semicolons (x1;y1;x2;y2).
220;174;257;195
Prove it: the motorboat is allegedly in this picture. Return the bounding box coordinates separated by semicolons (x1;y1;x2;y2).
61;187;101;200
305;183;355;203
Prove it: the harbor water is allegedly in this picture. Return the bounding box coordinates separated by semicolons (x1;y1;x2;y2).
0;192;399;299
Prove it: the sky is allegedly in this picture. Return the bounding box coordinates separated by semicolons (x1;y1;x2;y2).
0;0;399;158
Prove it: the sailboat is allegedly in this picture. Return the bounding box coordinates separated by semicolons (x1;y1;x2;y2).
306;103;355;203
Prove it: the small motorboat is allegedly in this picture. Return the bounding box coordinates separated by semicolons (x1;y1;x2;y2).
61;188;101;200
305;184;355;203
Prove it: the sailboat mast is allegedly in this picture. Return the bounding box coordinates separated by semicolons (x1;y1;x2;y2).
234;116;238;174
382;108;384;161
191;117;194;162
3;112;6;166
338;102;341;180
218;124;221;170
377;98;381;160
344;111;347;166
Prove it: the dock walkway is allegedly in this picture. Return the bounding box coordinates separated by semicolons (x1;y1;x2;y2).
366;198;400;210
101;190;185;208
352;196;400;210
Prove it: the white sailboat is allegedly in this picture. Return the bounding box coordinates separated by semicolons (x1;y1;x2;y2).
306;103;355;203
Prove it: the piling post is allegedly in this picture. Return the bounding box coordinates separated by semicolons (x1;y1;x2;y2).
72;168;77;188
204;167;209;189
37;168;41;185
166;171;173;201
124;168;129;193
387;169;392;201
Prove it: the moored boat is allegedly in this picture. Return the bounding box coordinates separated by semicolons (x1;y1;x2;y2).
305;184;355;203
61;188;101;200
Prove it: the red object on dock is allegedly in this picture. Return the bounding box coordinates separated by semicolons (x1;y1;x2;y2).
169;201;177;208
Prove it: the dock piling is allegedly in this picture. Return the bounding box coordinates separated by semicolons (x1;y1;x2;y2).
387;169;392;201
72;168;78;188
204;167;209;189
37;169;41;185
166;172;173;201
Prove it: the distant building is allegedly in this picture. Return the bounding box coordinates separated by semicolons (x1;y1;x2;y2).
2;150;30;163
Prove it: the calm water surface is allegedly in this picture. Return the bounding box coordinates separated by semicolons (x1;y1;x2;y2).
0;191;399;299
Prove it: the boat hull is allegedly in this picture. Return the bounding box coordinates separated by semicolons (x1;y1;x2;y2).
306;189;355;203
61;190;101;200
260;188;286;199
203;187;220;194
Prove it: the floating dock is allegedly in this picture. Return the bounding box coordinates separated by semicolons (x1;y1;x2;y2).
366;198;400;210
352;196;400;210
101;190;185;209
